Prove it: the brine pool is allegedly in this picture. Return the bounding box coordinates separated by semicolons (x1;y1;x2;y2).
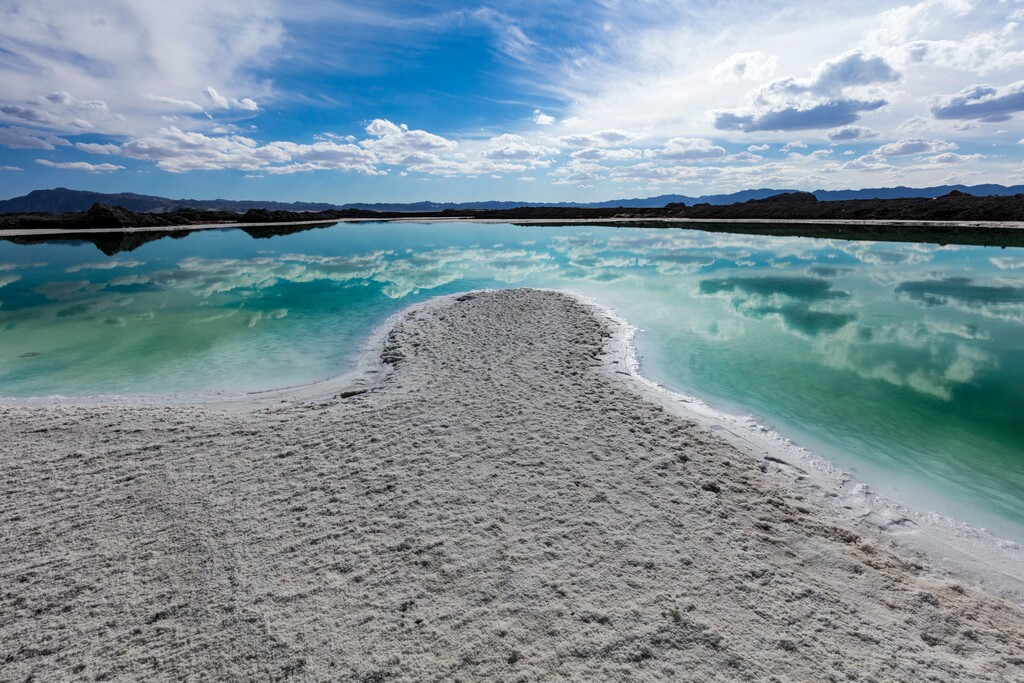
1;221;1022;542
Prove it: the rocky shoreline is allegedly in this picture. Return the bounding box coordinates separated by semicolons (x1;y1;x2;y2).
3;190;1024;247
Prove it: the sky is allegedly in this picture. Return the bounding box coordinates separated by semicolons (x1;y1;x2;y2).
1;0;1024;203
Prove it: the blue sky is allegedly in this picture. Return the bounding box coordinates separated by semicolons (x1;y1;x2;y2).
1;0;1024;203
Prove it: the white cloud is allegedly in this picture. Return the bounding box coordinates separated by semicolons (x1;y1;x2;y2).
66;260;145;273
0;104;59;125
714;50;899;133
827;125;878;141
36;159;124;172
873;138;958;156
203;87;259;112
532;109;556;125
98;119;555;177
832;153;895;173
0;1;281;143
141;93;204;113
0;127;70;150
559;130;638;147
647;137;726;161
465;8;535;62
0;165;22;171
725;151;764;163
75;142;121;155
480;134;558;162
924;152;982;164
931;80;1024;122
204;88;231;109
1;92;123;134
550;160;606;185
360;119;458;164
711;51;777;83
990;256;1024;270
119;126;379;174
569;147;642;161
4;0;1022;193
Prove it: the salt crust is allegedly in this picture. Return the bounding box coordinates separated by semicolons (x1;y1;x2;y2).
2;288;1022;681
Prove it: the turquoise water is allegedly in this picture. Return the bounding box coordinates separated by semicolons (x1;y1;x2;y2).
1;222;1022;541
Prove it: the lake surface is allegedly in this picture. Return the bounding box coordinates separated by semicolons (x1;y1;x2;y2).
1;221;1022;542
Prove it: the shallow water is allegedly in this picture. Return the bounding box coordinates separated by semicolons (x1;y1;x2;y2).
1;222;1022;541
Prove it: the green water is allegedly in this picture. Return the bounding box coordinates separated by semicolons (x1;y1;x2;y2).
1;222;1021;541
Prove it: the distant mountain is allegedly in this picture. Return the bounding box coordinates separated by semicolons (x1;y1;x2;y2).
0;188;343;214
811;184;1024;201
2;184;1023;214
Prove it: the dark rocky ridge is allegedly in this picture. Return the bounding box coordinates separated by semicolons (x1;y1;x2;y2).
2;192;1024;254
5;184;1024;214
0;202;399;231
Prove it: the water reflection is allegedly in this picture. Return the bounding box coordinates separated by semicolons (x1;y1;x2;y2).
2;231;1021;401
697;276;857;338
1;222;1023;541
903;276;1023;304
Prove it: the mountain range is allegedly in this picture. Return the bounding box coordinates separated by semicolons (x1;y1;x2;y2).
2;184;1023;215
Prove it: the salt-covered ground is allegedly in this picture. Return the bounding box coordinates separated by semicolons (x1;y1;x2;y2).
2;289;1022;681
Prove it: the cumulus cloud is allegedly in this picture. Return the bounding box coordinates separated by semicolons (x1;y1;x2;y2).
990;256;1024;270
0;104;59;125
203;87;259;112
35;159;124;172
725;151;763;163
925;152;981;164
4;0;1014;191
711;51;778;82
647;137;726;161
714;50;900;132
805;50;901;93
532;109;555;125
66;260;145;273
830;153;895;173
559;130;637;147
897;24;1024;75
599;160;794;188
569;147;641;161
360;119;458;164
0;126;70;150
873;138;958;156
715;98;887;133
120;126;379;174
930;80;1024;122
0;92;124;134
121;119;550;177
480;134;558;162
827;125;878;141
550;160;606;185
75;142;121;155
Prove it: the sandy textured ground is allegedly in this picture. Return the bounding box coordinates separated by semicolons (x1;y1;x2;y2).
2;289;1023;682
